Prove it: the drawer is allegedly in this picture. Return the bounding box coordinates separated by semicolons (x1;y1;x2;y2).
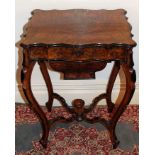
83;47;126;60
48;47;92;61
48;47;126;61
30;47;48;59
29;46;126;61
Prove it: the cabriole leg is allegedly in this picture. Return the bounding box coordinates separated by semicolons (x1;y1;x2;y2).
38;61;54;112
106;61;120;113
21;51;50;148
109;50;136;149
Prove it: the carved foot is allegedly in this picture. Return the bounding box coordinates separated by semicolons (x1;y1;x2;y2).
112;139;120;149
109;126;120;149
39;139;48;148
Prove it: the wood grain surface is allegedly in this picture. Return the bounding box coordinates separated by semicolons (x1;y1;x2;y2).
21;9;136;47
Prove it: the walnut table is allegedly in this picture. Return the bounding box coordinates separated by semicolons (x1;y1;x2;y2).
19;9;136;149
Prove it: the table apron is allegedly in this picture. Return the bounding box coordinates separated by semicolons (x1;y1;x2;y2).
29;47;128;61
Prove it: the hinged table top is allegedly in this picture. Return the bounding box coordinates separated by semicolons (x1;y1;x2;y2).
20;9;136;48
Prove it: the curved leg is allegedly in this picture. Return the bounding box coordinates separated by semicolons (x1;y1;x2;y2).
21;51;49;148
106;61;120;113
38;61;53;112
109;51;136;149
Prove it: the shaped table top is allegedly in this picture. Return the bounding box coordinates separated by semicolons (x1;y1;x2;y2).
20;9;136;48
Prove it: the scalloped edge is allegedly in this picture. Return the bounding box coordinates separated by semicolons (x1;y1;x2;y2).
20;9;137;49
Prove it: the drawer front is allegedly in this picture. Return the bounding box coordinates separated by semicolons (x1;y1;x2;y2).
30;46;126;61
30;47;48;59
48;47;93;61
83;47;126;60
48;47;126;61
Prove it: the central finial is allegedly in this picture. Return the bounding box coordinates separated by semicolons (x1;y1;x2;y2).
72;99;85;121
